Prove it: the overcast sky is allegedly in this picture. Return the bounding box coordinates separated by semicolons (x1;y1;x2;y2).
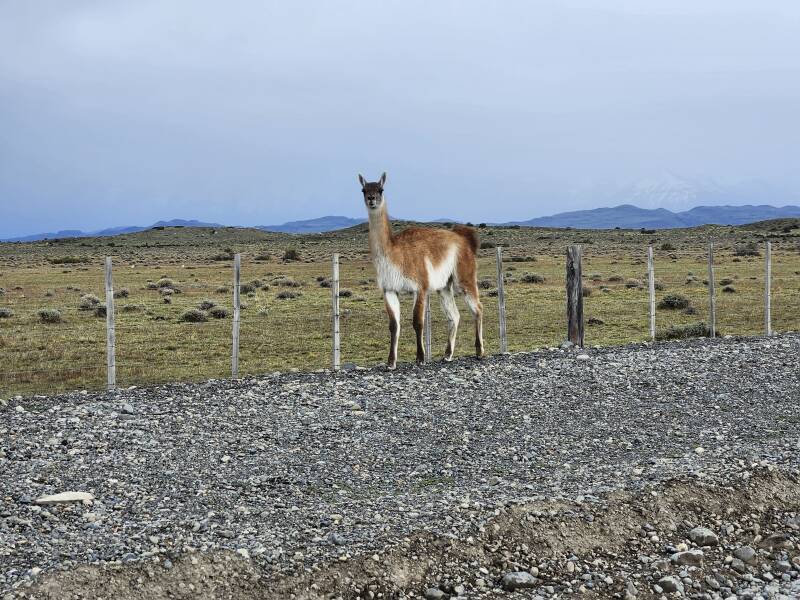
1;1;799;237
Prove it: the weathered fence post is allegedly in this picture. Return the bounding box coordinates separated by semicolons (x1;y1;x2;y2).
647;246;656;341
707;241;716;338
424;295;432;362
566;245;584;347
495;246;508;353
104;257;116;390
331;254;341;371
232;253;241;377
765;240;772;336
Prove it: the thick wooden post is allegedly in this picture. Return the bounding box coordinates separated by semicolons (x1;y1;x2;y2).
647;246;656;341
496;246;508;353
765;241;772;336
566;245;584;347
424;295;432;362
331;254;341;370
104;257;116;390
707;242;716;338
232;253;241;377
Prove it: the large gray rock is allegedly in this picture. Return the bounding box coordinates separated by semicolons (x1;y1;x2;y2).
657;576;684;594
671;549;703;566
688;526;719;546
733;546;757;565
502;571;537;591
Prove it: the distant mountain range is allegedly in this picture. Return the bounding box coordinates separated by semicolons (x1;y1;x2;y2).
508;204;800;229
4;205;800;242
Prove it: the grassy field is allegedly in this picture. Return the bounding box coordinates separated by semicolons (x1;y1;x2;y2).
1;219;799;398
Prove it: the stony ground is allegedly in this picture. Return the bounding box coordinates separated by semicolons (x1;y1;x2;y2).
1;334;800;599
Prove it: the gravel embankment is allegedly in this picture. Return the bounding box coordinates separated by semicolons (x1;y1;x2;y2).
1;335;800;599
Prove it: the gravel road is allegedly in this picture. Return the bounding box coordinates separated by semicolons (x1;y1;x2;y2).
2;334;800;599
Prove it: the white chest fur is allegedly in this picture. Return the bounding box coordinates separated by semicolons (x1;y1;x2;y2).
373;254;419;293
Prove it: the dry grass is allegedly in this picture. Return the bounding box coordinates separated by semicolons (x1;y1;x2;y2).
1;220;799;397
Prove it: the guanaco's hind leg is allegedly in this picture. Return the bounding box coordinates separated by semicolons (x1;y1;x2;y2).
463;287;485;358
438;286;460;361
412;291;427;364
384;291;401;369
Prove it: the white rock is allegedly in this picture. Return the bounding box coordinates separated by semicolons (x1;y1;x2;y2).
35;491;94;505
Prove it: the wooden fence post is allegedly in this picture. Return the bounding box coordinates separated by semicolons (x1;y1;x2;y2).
647;246;656;341
707;241;716;338
495;246;508;353
424;295;432;362
232;253;241;377
331;254;341;370
765;241;772;336
104;257;116;390
566;245;584;347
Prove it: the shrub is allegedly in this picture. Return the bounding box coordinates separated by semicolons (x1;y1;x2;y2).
249;279;265;289
257;307;269;316
486;289;499;297
339;289;353;298
520;273;545;284
283;248;300;261
718;278;734;286
38;308;62;323
657;294;690;310
656;322;713;341
113;288;129;299
157;278;174;288
587;317;604;325
608;275;623;282
722;285;736;293
239;282;257;295
159;288;174;296
0;287;5;295
208;306;229;319
48;256;86;264
78;294;101;311
212;249;235;261
163;296;172;304
179;308;207;323
253;253;271;261
589;273;602;281
660;242;675;251
215;285;229;293
480;241;496;249
683;306;697;315
121;304;144;313
318;278;331;288
94;304;107;318
733;242;760;257
478;279;494;290
45;290;55;297
654;280;665;291
276;291;300;300
582;286;592;297
198;298;217;310
0;307;13;318
624;279;642;289
275;277;301;288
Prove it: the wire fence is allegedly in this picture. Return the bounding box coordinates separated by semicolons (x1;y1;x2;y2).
1;241;798;398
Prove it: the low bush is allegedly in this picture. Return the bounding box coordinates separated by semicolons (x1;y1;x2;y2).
276;291;300;300
198;298;217;310
657;294;691;310
179;308;207;323
38;308;62;323
339;289;353;298
239;282;257;295
208;306;229;319
113;288;129;299
582;286;592;297
157;278;174;288
733;242;760;257
660;242;675;251
587;317;604;325
48;256;86;264
520;273;545;284
283;248;300;261
608;275;623;282
78;294;101;311
656;322;713;341
121;304;144;313
722;285;736;293
479;241;496;249
94;304;107;318
624;279;642;289
718;278;734;286
0;307;13;318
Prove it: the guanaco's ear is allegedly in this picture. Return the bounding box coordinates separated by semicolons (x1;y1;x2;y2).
379;172;386;187
358;174;367;188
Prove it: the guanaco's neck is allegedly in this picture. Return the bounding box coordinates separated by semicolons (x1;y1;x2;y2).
368;203;393;258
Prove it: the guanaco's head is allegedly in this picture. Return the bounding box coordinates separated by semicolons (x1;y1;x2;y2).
358;172;386;212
